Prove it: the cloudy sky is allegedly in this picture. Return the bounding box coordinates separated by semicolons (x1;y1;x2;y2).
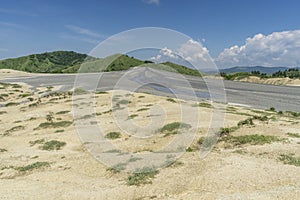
1;0;300;68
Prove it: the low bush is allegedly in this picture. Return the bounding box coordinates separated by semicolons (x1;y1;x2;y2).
105;132;121;139
41;140;66;150
220;134;282;146
279;154;300;166
160;122;192;136
35;121;72;129
16;162;50;172
286;132;300;138
127;167;159;186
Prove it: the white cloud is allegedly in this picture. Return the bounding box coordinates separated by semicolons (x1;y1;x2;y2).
150;39;214;69
215;30;300;67
143;0;160;5
65;25;103;38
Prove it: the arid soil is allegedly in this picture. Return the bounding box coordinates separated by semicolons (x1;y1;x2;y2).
0;71;300;199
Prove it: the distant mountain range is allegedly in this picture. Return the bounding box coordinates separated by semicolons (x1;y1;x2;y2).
0;51;201;77
218;66;300;74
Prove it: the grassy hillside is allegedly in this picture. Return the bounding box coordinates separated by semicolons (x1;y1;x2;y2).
0;51;91;73
157;62;202;77
0;51;202;77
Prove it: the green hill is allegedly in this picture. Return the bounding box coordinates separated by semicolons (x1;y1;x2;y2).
161;62;202;77
0;51;91;73
0;51;202;77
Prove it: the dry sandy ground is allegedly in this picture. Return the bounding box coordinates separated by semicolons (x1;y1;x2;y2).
205;75;300;86
0;77;300;199
0;69;34;80
238;76;300;86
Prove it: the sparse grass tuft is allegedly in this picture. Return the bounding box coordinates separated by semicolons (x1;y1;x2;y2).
237;118;254;126
19;93;32;98
220;134;283;146
198;136;218;149
41;140;66;151
193;102;213;108
128;114;138;119
286;132;300;138
117;99;131;105
107;163;127;173
0;148;7;152
0;111;7;115
29;139;45;146
166;98;176;103
95;91;108;94
137;108;149;112
35;121;72;129
279;154;300;166
55;129;65;133
5;102;19;107
16;162;50;172
253;115;269;121
73;88;89;95
56;110;70;115
105;132;121;139
160;122;192;136
4;125;25;135
127;167;159;186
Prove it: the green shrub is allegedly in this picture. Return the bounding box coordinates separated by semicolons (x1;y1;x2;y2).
29;139;45;146
35;121;72;129
221;134;282;146
198;136;217;149
193;102;212;108
160;122;192;136
73;88;89;95
268;107;276;112
0;148;7;152
127;167;159;186
220;127;238;136
117;99;131;105
166;98;176;103
253;115;268;121
95;91;108;94
0;111;7;115
5;102;19;107
137;108;149;112
105;132;121;139
279;154;300;166
56;110;70;115
41;140;66;150
107;163;127;173
128;114;138;119
19;93;31;98
4;125;25;135
16;162;50;172
55;129;65;133
286;133;300;138
237;118;254;126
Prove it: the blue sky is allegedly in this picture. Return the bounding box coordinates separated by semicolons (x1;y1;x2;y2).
1;0;300;67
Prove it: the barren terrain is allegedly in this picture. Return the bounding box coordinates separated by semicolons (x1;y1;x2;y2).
0;71;300;199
